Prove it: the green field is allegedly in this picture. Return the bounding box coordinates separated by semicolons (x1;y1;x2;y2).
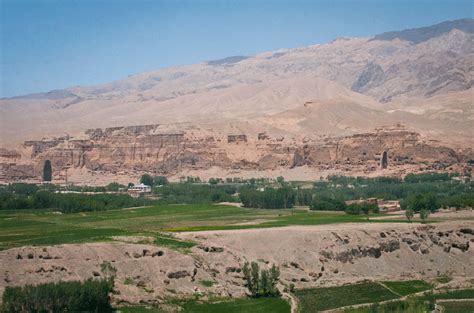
342;299;431;313
294;282;400;312
382;280;432;296
296;282;474;313
0;203;395;250
420;289;474;301
439;301;474;313
119;298;290;313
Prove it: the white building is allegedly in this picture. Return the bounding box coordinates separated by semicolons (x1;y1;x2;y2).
128;183;151;196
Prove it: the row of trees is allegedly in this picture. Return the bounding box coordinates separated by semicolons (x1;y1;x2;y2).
405;208;430;223
0;189;153;212
401;193;439;213
156;183;238;204
139;174;168;186
2;171;472;212
240;187;296;209
309;196;346;211
1;279;113;312
345;203;379;215
315;175;473;210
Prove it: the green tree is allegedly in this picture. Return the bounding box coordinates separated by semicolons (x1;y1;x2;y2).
260;269;270;296
419;209;430;223
33;190;53;208
105;182;124;191
242;262;252;290
140;174;153;186
405;208;414;222
361;203;370;220
251;262;260;297
153;176;168;186
424;193;438;212
411;194;425;212
208;178;219;185
270;264;280;295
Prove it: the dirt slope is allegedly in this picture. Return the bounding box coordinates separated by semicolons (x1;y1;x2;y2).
1;220;472;306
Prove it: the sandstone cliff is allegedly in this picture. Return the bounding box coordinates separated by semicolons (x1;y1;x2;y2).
1;124;471;183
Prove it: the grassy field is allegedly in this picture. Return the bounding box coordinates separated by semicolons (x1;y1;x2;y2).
294;282;399;312
119;298;290;313
0;203;397;250
381;280;432;296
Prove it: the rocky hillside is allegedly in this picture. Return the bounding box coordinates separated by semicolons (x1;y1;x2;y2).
1;222;472;305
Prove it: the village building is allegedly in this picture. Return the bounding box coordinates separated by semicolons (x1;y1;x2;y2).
377;200;401;213
127;183;152;197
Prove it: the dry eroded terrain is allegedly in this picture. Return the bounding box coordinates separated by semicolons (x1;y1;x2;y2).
1;217;473;306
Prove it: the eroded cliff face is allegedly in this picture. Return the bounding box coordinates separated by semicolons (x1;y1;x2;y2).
0;124;471;183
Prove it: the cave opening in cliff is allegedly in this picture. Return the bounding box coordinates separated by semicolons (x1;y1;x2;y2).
43;160;52;182
381;151;388;169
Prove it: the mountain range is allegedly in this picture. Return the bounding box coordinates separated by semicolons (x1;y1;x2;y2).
1;19;473;146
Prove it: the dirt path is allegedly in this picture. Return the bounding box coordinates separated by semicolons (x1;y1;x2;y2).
278;284;299;313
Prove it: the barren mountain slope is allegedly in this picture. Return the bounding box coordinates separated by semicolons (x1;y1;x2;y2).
1;19;472;146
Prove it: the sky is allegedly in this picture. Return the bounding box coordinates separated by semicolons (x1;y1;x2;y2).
1;0;472;97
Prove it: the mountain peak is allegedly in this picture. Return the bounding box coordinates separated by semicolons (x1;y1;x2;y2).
372;18;473;44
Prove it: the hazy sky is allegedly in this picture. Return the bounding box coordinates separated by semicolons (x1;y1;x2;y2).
1;0;472;97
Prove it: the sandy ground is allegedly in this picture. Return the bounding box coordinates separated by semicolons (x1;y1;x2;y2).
1;220;473;306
